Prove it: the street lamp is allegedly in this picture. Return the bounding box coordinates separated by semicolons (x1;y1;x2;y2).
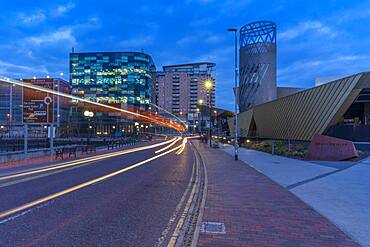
204;79;213;147
228;27;239;161
83;110;94;138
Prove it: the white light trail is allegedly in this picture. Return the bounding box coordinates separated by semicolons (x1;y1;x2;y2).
0;77;185;131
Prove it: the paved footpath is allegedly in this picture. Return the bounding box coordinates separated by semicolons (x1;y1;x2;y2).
194;141;360;247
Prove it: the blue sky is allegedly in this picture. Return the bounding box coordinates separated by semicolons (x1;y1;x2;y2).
0;0;370;110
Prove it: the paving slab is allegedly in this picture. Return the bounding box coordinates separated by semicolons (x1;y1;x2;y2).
221;145;370;247
221;144;335;187
195;141;359;247
292;158;370;247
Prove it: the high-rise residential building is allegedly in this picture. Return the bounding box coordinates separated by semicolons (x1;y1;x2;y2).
239;21;277;112
155;62;215;120
70;51;155;111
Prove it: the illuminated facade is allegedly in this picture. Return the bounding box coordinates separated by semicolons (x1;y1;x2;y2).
70;52;155;111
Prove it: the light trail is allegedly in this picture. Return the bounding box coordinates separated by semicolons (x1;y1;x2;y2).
150;103;188;129
0;142;184;220
0;77;186;131
0;138;176;182
155;137;182;154
175;138;188;155
185;135;200;140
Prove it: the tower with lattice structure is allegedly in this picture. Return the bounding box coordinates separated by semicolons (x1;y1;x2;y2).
239;21;277;112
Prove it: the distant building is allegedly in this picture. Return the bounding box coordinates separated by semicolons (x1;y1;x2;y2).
0;82;23;125
70;51;155;111
155;62;215;121
239;21;277;111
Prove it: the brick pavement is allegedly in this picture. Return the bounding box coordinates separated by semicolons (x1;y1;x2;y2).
194;141;360;247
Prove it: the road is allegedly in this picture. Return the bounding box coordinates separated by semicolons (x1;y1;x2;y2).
0;138;198;247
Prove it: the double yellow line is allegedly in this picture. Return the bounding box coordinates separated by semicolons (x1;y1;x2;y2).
0;140;186;220
0;138;177;183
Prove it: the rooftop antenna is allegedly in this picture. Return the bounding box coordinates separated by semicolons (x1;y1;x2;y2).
141;48;144;53
72;47;75;53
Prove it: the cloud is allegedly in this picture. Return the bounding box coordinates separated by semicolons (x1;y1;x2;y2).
120;36;154;49
278;55;368;86
20;17;100;49
17;11;46;26
29;28;76;46
280;21;336;41
15;2;75;26
55;2;75;16
0;60;49;75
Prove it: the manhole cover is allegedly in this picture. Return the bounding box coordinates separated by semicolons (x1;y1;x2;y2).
201;222;226;234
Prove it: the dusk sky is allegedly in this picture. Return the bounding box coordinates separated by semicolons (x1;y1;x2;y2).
1;0;370;110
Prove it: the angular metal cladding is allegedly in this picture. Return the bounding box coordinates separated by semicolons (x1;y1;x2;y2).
231;72;370;141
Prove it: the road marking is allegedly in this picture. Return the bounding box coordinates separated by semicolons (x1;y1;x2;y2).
167;143;199;247
156;148;196;247
0;143;184;220
0;201;53;225
0;138;176;183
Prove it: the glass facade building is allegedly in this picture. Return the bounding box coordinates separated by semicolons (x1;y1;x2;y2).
70;52;155;111
0;82;23;125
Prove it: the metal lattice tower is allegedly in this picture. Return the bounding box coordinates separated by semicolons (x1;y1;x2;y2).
239;21;277;112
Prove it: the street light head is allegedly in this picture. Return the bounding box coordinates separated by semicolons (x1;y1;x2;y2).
88;112;94;117
227;28;237;32
204;79;213;90
198;99;204;105
83;110;90;117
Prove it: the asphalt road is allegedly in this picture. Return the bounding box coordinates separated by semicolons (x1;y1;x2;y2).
0;140;194;247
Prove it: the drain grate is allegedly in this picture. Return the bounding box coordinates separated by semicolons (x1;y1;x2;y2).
200;222;226;234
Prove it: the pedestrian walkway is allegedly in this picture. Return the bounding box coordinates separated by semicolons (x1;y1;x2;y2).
194;141;359;247
222;144;370;247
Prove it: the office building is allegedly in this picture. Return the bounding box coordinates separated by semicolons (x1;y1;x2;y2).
70;51;155;111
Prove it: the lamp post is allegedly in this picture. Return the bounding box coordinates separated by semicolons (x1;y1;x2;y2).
84;110;94;139
197;99;204;135
228;28;239;161
204;79;213;147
